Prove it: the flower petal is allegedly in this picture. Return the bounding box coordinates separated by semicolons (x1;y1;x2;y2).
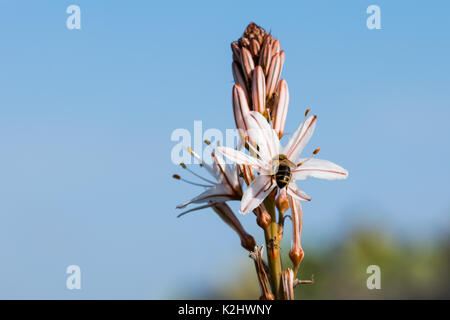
212;151;242;195
217;146;266;170
292;158;348;180
240;174;275;214
176;184;234;209
284;115;317;162
286;183;311;202
247;111;281;161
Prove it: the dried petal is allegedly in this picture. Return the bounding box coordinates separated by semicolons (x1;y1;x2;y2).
282;268;295;300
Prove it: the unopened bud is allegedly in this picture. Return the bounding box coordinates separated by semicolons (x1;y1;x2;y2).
254;207;271;228
289;247;305;267
276;189;289;214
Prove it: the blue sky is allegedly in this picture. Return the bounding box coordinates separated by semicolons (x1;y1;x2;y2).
0;0;449;298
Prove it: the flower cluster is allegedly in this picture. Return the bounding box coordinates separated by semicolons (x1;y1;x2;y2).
173;23;348;300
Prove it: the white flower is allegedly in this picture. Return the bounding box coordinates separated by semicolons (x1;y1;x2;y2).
218;111;348;214
174;147;243;215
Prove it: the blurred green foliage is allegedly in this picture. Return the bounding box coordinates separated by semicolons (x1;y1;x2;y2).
201;229;449;299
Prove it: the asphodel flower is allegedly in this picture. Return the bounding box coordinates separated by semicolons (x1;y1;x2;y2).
218;111;348;214
174;146;243;212
174;145;255;251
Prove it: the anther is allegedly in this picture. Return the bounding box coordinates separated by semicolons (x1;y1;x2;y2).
313;148;320;155
172;174;181;180
187;146;194;155
180;162;186;169
204;139;211;145
305;108;310;117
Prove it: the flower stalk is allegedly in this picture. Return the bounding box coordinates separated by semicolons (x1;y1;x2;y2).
174;22;348;300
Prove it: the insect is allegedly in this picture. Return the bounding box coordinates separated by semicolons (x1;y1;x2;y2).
265;154;297;191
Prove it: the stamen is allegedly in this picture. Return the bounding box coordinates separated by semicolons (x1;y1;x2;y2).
204;139;211;145
172;174;181;179
179;177;213;188
297;149;320;167
180;162;216;185
177;203;216;218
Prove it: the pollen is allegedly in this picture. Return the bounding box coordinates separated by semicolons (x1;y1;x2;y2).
172;174;181;180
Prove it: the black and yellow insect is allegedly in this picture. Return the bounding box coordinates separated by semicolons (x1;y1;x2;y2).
266;154;297;190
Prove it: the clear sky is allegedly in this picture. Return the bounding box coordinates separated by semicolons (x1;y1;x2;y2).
0;0;449;298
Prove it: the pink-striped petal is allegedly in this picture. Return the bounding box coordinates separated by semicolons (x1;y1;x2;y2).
292;158;348;180
176;184;235;209
217;146;265;170
283;115;317;162
286;183;311;202
246;111;281;161
240;175;275;214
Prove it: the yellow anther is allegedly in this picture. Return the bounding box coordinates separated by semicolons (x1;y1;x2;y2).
180;162;186;169
297;162;303;167
187;146;194;155
313;148;320;155
172;174;181;180
204;139;211;145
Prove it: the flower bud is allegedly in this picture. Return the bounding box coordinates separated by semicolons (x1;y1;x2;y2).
251;66;266;114
275;188;289;214
212;202;256;252
272;79;289;138
288;196;305;273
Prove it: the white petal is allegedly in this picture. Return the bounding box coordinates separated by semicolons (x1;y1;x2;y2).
292;158;348;180
212;152;241;192
283;115;317;162
240;175;275;214
176;184;234;208
247;111;281;160
217;146;265;170
177;203;216;217
286;183;311;202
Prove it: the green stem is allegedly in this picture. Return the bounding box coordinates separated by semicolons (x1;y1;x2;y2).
263;196;283;299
